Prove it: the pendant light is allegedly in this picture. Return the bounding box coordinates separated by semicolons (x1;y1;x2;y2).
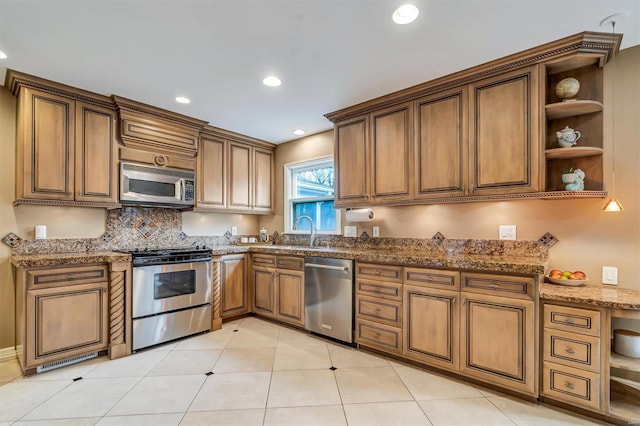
601;17;624;212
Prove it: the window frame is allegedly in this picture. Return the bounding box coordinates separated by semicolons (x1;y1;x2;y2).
284;156;341;235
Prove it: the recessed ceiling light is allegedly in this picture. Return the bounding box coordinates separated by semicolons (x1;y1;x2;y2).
175;96;190;104
293;129;306;136
263;75;282;87
0;51;7;59
392;4;419;24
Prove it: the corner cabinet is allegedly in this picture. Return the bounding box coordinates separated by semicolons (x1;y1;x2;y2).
15;264;110;375
326;32;620;207
11;79;119;207
197;126;275;215
220;254;249;319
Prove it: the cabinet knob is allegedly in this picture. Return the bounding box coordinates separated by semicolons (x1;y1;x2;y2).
451;297;456;304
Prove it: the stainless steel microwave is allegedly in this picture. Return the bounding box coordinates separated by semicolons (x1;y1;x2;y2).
120;162;195;208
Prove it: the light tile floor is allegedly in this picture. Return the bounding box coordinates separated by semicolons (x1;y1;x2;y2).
0;317;607;425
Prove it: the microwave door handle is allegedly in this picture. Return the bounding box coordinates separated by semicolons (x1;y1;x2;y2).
179;178;185;201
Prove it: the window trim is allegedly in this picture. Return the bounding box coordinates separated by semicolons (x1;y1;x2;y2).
284;155;341;235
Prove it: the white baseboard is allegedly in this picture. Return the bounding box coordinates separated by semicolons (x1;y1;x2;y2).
0;346;17;362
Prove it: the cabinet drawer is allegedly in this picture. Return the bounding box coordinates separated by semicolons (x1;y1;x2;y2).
542;362;601;412
356;279;402;301
356;295;402;327
356;318;402;355
405;268;459;290
356;263;403;283
27;264;109;290
544;328;600;373
276;256;303;271
461;272;533;300
252;254;276;268
543;304;601;337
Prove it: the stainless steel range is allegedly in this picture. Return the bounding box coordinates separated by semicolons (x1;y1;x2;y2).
126;247;212;351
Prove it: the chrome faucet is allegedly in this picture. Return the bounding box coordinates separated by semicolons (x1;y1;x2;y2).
293;215;316;247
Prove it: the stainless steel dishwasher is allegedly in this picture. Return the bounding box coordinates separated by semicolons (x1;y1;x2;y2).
304;256;354;343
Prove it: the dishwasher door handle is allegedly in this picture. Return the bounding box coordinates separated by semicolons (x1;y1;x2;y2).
305;263;350;273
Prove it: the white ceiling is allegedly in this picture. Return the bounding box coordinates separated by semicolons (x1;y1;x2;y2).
1;0;639;144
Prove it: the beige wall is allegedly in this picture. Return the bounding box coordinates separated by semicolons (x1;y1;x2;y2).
261;45;640;292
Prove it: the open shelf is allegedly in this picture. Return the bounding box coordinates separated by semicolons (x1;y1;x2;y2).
545;55;602;75
611;353;640;373
545;100;603;120
609;378;640;423
545;147;603;160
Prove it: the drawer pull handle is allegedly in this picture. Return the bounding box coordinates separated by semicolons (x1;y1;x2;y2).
564;382;575;390
565;348;576;355
374;271;381;275
374;308;381;312
374;332;381;338
489;284;499;289
565;318;576;324
451;297;456;304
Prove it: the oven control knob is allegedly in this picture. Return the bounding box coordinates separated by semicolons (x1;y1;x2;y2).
195;245;200;249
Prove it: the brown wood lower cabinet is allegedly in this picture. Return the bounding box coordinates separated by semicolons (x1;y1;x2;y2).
460;291;536;396
220;254;248;319
251;255;304;327
15;264;110;374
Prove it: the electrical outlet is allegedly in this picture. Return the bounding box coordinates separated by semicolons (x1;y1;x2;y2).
231;226;238;236
499;225;517;240
344;226;357;237
602;266;618;285
372;226;380;238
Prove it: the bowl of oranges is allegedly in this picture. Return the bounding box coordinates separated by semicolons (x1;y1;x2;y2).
546;269;588;286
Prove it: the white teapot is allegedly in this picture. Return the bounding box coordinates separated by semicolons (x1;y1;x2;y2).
556;126;581;148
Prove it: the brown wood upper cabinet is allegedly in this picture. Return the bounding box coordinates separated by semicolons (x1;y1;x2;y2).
468;66;540;195
12;83;118;207
197;127;275;214
334;103;412;207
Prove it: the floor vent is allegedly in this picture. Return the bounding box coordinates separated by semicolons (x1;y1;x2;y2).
36;352;98;374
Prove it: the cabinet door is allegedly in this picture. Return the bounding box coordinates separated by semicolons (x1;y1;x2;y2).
253;147;274;213
220;255;248;319
18;88;75;201
370;102;412;202
414;88;468;199
460;292;535;396
198;135;226;210
228;142;252;211
26;282;108;368
469;66;540;195
334;115;369;206
74;102;118;204
404;285;459;371
252;266;276;318
276;269;304;326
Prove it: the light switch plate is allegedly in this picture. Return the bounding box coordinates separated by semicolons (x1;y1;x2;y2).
499;225;517;240
344;226;357;237
372;226;380;238
231;226;238;236
602;266;618;285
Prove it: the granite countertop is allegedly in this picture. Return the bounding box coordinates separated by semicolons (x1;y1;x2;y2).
540;283;640;310
11;251;132;268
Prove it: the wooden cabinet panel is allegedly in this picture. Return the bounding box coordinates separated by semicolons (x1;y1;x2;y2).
356;279;402;301
414;88;468;199
356;294;402;327
469;66;540;195
19;88;74;200
26;282;108;368
356;318;402;355
543;362;601;412
198;135;226;210
543;304;601;337
461;272;534;300
404;285;459;371
228;142;252;211
276;269;304;326
404;267;460;290
252;267;276;318
27;264;109;290
74;102;117;203
356;263;403;283
253;148;274;212
543;328;600;373
276;256;304;271
220;255;248;319
252;254;276;268
460;291;535;396
370;103;412;202
335;115;368;206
